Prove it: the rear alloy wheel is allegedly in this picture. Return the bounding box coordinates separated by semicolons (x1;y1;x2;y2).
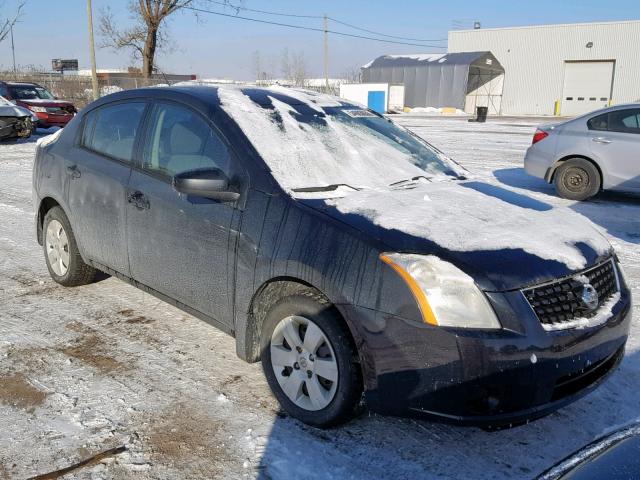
43;206;96;286
554;158;601;201
261;293;362;427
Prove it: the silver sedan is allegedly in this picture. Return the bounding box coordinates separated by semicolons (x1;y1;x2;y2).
524;103;640;200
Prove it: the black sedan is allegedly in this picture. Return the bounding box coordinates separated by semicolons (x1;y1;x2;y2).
32;85;632;427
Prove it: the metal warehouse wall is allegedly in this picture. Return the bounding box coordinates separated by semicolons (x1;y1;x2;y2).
448;21;640;115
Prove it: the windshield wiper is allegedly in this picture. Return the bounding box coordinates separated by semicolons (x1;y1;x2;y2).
388;176;433;188
292;184;360;193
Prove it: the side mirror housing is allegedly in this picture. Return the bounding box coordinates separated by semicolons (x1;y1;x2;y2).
173;168;240;202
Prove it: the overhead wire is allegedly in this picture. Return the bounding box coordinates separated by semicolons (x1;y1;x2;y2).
197;0;447;47
184;4;447;49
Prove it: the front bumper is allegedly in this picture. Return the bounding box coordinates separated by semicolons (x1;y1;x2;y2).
346;282;632;427
34;112;73;128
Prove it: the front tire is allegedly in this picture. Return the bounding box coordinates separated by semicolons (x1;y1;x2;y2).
554;158;601;201
260;293;362;428
43;206;96;286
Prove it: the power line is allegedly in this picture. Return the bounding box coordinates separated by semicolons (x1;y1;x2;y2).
200;0;447;44
327;17;446;43
183;5;447;49
201;0;322;19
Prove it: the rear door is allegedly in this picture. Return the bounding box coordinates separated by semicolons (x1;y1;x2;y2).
66;101;147;275
126;100;242;325
587;108;640;192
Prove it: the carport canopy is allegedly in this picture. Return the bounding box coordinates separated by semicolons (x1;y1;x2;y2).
362;51;505;111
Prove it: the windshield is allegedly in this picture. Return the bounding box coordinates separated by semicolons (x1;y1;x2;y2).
9;85;55;100
218;88;466;195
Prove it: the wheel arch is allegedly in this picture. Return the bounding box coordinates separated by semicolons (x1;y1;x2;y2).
36;196;63;245
546;155;604;190
237;276;361;365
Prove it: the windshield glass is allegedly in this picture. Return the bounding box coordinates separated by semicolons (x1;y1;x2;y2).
218;88;465;195
9;85;55;100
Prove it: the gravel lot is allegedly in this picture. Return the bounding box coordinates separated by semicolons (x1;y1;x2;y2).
1;117;638;480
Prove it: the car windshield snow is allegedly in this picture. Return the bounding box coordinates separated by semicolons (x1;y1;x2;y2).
9;85;55;100
218;88;465;195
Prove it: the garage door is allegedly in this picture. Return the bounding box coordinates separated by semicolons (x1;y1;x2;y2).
561;61;614;116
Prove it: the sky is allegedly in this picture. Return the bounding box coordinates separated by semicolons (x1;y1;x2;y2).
1;0;639;80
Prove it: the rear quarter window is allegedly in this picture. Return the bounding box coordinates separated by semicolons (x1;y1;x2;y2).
80;102;146;162
587;113;608;131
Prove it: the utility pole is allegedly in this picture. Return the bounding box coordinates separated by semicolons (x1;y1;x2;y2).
86;0;99;100
323;14;329;92
10;24;16;72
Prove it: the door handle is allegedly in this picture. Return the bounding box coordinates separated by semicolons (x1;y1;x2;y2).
592;137;612;144
127;191;150;210
65;165;81;178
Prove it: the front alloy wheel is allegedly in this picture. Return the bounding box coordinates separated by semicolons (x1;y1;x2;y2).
270;315;339;411
261;293;362;427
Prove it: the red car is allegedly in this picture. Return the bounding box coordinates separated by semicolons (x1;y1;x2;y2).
0;81;76;128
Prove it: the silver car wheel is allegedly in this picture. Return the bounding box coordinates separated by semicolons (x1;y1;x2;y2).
270;315;339;411
45;219;70;276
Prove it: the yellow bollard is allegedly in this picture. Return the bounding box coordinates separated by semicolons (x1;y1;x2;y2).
554;100;560;116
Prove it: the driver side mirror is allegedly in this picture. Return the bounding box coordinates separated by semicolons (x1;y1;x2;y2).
173;168;240;202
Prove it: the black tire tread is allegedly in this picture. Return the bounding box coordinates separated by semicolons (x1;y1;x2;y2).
554;158;601;201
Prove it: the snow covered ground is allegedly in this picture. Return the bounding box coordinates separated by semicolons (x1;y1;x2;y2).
0;118;638;479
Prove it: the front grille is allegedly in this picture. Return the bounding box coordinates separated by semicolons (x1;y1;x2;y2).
523;259;619;328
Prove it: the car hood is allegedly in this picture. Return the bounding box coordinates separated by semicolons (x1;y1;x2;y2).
0;103;31;118
296;180;612;291
18;99;74;108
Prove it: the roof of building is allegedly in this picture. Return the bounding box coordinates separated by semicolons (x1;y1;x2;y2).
362;51;502;70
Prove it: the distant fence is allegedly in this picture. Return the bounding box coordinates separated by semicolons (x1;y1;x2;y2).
0;71;192;108
0;71;345;109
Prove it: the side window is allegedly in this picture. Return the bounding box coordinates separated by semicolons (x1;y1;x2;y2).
0;84;8;98
142;103;231;178
608;109;640;134
587;113;608;131
81;102;146;162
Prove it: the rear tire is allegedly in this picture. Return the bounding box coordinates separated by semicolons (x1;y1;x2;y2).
554;158;601;201
43;206;96;286
260;293;362;428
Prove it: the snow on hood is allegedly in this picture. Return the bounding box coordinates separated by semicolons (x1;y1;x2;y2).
326;181;610;271
218;87;463;192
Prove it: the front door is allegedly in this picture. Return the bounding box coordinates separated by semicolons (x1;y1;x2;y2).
66;101;147;275
126;101;240;325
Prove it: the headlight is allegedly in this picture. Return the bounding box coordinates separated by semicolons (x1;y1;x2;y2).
29;106;47;113
380;253;501;329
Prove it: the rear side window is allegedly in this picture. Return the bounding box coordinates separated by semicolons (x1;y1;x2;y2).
587;109;640;134
141;102;231;178
81;102;146;162
609;109;640;134
587;113;608;131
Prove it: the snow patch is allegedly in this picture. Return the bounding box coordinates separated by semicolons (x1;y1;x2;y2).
37;128;62;147
542;292;620;331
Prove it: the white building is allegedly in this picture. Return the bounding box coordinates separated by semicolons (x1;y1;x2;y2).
448;20;640;116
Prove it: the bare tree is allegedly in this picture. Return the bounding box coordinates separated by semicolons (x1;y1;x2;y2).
252;50;272;83
341;64;362;84
99;0;198;78
0;1;24;44
280;48;307;87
